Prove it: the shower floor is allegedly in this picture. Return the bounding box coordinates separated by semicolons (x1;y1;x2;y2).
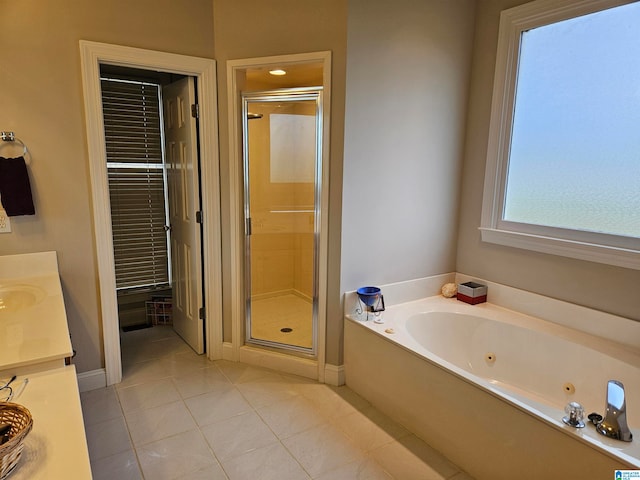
250;293;313;349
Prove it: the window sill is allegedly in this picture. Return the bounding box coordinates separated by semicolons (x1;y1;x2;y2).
479;227;640;270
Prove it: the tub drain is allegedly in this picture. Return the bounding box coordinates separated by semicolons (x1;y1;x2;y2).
280;327;293;333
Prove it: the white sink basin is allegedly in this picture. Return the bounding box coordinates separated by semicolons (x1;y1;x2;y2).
0;284;46;312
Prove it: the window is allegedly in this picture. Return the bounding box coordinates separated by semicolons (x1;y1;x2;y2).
481;0;640;269
101;77;171;289
270;113;317;183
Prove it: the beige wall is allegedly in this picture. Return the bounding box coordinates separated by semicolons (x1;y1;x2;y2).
340;0;476;365
0;0;215;373
456;0;640;321
341;0;476;288
213;0;348;365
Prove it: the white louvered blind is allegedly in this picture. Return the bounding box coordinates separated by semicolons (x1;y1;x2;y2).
101;78;170;290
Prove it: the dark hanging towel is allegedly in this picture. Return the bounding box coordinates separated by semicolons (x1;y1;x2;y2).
0;156;35;216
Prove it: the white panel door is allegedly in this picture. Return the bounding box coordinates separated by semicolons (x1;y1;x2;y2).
164;77;204;354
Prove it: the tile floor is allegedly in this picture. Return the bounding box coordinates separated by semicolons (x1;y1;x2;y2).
80;325;474;480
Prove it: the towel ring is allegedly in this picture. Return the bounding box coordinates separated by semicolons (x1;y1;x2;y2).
1;131;29;159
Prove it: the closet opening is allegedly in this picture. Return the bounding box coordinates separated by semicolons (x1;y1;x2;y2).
99;64;206;366
81;41;222;386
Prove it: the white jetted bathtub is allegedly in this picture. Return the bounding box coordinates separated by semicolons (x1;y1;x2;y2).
344;291;640;479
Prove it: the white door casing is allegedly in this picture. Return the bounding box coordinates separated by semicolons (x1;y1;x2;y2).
164;77;204;354
80;41;222;386
226;52;331;381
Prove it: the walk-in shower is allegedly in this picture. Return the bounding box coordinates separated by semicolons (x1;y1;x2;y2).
242;87;323;355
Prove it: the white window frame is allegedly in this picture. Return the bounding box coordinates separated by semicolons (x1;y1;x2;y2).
480;0;640;270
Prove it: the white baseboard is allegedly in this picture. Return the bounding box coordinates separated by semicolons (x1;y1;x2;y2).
77;368;107;392
324;363;344;386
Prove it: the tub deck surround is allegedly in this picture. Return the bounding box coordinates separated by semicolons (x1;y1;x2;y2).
344;276;640;478
0;252;73;375
454;273;640;351
344;273;456;317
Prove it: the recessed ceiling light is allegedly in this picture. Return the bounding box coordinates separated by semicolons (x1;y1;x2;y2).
269;69;287;76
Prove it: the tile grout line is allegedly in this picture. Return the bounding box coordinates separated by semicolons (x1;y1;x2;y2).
177;361;233;480
249;396;315;479
227;370;313;477
116;327;209;479
113;381;147;480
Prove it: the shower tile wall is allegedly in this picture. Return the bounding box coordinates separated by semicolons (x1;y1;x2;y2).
248;102;315;302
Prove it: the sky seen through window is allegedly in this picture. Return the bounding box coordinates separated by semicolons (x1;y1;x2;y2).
504;1;640;238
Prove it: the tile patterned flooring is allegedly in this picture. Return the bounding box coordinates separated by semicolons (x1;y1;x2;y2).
80;326;474;480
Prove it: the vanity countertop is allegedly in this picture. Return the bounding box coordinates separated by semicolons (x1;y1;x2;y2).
4;366;92;479
0;252;73;375
0;252;91;478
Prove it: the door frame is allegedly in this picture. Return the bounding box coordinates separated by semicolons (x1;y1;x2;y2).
80;40;223;385
226;52;331;381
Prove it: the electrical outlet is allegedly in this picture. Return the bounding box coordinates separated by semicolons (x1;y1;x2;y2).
0;209;11;233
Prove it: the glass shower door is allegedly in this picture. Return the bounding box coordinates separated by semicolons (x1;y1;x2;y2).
243;88;322;355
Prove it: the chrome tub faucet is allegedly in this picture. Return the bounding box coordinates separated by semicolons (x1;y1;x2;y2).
595;380;633;442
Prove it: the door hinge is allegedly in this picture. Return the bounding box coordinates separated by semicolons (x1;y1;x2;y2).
199;307;206;320
191;103;199;119
196;211;203;224
246;217;252;236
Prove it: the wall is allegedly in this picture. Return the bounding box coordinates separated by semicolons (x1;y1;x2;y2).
213;0;348;365
341;0;476;290
456;0;640;322
0;0;215;373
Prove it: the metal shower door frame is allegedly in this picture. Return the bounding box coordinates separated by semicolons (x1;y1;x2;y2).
241;87;323;357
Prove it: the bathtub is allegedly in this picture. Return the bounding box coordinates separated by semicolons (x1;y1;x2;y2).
344;293;640;479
